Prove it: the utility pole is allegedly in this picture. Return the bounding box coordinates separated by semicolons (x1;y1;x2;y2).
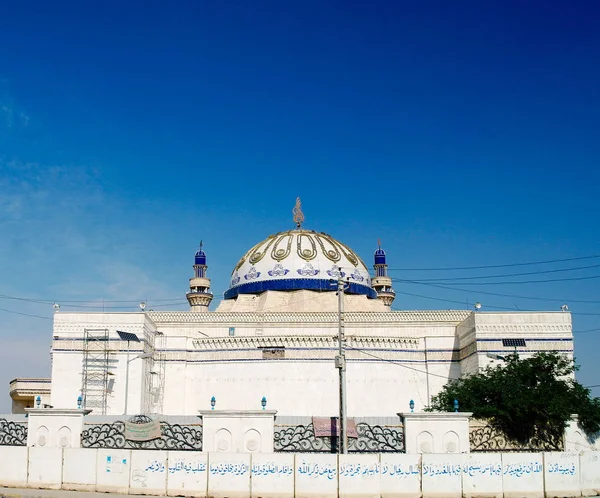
335;274;348;454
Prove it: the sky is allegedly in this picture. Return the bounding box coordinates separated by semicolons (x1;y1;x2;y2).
0;1;599;412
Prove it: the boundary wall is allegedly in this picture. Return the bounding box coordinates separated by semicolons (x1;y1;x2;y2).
0;447;599;497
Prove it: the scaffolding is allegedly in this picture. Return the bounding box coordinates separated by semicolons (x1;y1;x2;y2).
143;330;166;415
81;328;111;414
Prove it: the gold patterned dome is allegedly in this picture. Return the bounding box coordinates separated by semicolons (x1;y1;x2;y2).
224;229;376;300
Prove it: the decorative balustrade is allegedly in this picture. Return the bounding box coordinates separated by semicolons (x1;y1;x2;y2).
274;422;405;453
469;421;563;452
0;418;28;446
81;414;203;451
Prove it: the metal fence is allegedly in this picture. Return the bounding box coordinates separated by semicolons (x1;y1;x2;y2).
81;414;202;451
274;417;405;453
0;417;28;446
469;420;563;452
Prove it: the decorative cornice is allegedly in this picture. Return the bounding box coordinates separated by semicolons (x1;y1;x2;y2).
148;310;472;324
190;335;420;350
475;324;571;333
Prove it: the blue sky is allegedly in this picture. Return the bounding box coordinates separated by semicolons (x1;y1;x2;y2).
1;1;599;411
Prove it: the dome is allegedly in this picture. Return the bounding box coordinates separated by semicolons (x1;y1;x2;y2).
224;229;377;300
374;247;386;265
194;247;207;265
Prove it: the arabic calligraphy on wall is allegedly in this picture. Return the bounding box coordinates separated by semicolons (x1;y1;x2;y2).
143;459;207;474
209;463;249;476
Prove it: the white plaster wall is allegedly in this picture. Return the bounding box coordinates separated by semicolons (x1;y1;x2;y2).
580;451;600;497
0;446;28;487
129;450;168;495
338;453;381;498
177;361;433;417
201;411;275;453
461;453;503;498
165;451;207;497
295;453;338;498
402;413;471;454
207;452;251;498
51;312;154;414
48;310;573;417
62;448;97;491
250;452;294;498
96;449;131;493
379;453;421;498
564;417;600;452
50;352;83;409
421;453;463;498
3;448;600;496
501;452;544;498
26;410;87;448
27;446;63;489
543;452;580;498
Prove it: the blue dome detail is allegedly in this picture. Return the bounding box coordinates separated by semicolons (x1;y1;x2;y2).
374;247;386;265
194;242;207;265
224;278;377;300
195;251;206;265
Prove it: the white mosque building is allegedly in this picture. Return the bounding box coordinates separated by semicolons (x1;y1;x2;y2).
10;200;573;416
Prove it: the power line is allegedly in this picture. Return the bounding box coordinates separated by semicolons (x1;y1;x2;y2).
391;264;600;282
0;307;52;320
346;346;456;380
387;254;600;271
395;281;600;305
574;327;600;334
393;274;600;286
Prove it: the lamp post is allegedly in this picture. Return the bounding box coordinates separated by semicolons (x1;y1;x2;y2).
117;331;151;415
332;271;349;454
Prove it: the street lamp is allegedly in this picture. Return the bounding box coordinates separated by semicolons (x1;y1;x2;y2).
486;352;508;361
117;330;151;415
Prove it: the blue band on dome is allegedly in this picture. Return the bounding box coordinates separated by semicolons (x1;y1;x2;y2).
224;278;378;300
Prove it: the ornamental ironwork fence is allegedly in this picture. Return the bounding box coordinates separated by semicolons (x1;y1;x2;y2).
0;418;28;446
81;414;203;451
274;422;405;453
469;421;563;452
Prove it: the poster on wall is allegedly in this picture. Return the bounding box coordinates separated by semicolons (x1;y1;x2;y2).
125;420;161;441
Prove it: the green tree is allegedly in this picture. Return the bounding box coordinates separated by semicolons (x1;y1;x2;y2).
427;352;600;448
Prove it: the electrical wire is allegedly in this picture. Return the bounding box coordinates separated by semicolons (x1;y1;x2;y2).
393;274;600;285
390;263;600;282
393;281;600;305
387;254;600;271
0;307;52;320
346;345;458;380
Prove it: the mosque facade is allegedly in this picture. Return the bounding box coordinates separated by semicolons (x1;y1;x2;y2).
31;201;574;417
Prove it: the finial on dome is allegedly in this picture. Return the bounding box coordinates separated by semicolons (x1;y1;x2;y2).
199;240;203;250
378;238;381;249
292;197;305;229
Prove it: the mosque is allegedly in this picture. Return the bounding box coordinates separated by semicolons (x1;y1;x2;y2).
9;200;573;416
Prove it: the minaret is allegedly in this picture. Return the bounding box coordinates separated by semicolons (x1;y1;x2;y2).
371;239;395;309
186;241;213;312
